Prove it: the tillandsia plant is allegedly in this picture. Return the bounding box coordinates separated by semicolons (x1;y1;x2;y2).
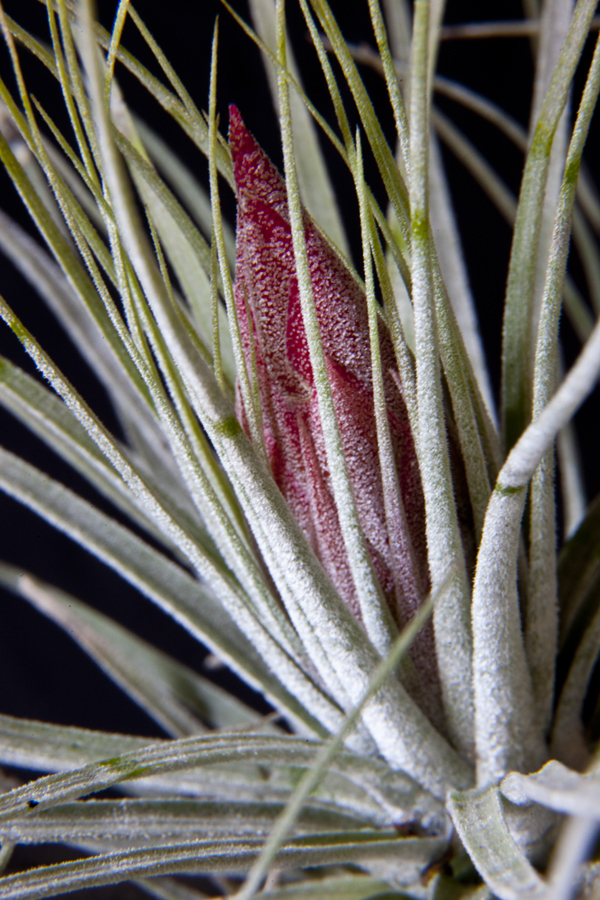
0;0;600;898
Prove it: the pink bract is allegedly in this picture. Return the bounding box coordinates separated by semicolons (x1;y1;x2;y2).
229;106;442;725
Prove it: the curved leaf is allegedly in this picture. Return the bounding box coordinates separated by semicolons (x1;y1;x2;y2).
0;831;446;900
0;730;440;828
527;30;600;732
551;572;600;767
558;490;600;640
0;714;436;828
248;0;349;255
502;760;600;818
447;786;546;900
501;0;598;452
0;447;336;736
473;248;600;786
0;562;263;737
0;797;367;845
408;0;473;757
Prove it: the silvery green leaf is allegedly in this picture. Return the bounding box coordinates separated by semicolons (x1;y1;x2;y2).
307;0;409;241
0;210;178;485
556;422;586;539
0;448;334;736
407;0;473;758
474;312;600;785
102;7;233;181
249;0;349;255
381;0;411;68
0;831;446;900
429;100;596;352
0;99;71;242
545;815;599;900
136;877;209;900
234;585;453;900
429;131;496;425
0;713;155;774
0;729;443;831
527;29;600;733
447;786;546;900
256;874;394;899
0;797;367;846
502;0;598;452
502;760;600;818
552;569;600;767
0;278;327;704
0;714;437;828
133;116;236;267
527;0;572;346
112;118;235;384
573;208;600;316
558;490;600;639
0;562;263;736
0;357;208;562
432;268;497;542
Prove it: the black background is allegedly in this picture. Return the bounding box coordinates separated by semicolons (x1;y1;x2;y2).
0;2;599;890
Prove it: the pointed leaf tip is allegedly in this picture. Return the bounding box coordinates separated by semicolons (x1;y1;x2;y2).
228;105;287;214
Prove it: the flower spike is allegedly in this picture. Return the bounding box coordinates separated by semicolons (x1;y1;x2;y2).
229;106;442;724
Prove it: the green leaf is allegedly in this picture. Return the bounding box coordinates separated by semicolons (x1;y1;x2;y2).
0;211;174;480
135;877;209;900
113;122;235;385
527;31;600;733
0;713;156;776
432;269;497;542
353;133;437;723
0;714;437;828
0;447;334;736
0;730;439;824
526;0;573;380
0;356;208;562
235;582;453;900
473;313;600;785
0;797;367;845
257;875;394;900
429;135;497;425
552;570;600;767
0;290;302;666
558;490;600;640
0;562;264;737
447;786;546;900
502;760;600;818
277;4;397;659
556;421;587;539
133;116;235;268
0;831;446;900
248;0;349;255
0;123;150;408
501;0;599;452
307;0;410;243
407;0;473;757
432;106;596;345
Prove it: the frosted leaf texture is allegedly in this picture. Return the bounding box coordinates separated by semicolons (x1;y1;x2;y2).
229;107;439;718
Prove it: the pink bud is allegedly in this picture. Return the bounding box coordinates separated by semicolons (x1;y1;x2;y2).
229;107;442;725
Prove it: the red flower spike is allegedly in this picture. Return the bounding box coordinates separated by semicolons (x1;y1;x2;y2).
229;107;443;727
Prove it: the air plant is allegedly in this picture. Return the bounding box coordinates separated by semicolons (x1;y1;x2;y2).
0;0;599;899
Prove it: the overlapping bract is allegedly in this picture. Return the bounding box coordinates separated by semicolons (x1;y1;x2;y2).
229;108;441;720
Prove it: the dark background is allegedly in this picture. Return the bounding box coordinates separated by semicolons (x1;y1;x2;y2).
0;0;598;850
